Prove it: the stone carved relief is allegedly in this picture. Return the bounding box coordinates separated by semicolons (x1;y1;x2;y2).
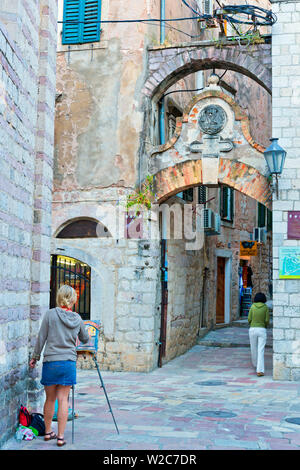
198;104;227;135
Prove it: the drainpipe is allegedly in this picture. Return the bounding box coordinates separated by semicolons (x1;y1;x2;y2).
159;99;165;145
160;0;166;45
158;211;168;368
158;0;166;367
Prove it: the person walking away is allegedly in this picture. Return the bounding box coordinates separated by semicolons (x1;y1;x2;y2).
29;285;90;446
248;292;269;377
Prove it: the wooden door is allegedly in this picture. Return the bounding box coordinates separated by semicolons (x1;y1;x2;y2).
216;257;225;324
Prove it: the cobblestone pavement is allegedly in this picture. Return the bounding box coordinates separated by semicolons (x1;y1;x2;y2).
198;320;273;348
3;324;300;451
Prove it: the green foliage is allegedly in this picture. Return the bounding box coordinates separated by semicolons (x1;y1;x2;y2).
126;176;156;212
213;29;265;50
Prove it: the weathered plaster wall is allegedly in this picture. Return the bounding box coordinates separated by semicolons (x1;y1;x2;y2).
53;0;203;373
54;0;201;194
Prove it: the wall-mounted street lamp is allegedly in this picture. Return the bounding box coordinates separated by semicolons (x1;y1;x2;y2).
264;138;287;198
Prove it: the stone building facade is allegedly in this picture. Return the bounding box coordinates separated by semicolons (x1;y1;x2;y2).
271;0;300;381
0;0;286;448
0;0;58;446
53;0;273;372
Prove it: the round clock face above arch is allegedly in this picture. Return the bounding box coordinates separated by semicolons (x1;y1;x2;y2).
198;104;227;135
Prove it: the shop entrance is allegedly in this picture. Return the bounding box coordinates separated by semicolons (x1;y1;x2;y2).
216;257;226;324
50;254;91;320
239;259;253;318
216;254;232;325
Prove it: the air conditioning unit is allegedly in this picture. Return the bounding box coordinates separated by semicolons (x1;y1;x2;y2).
253;227;267;244
203;209;221;236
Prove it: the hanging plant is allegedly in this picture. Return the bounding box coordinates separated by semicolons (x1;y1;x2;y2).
214;29;265;50
126;175;156;213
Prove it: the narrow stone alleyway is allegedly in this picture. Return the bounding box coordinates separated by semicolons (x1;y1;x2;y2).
3;323;300;451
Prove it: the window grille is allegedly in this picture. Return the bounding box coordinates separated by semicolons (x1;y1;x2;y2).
198;185;207;204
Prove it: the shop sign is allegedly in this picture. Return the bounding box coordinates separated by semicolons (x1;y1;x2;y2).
240;241;257;257
288;211;300;239
279;247;300;279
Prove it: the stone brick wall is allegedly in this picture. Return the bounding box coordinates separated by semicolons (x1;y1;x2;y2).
271;0;300;381
0;1;57;446
164;238;203;362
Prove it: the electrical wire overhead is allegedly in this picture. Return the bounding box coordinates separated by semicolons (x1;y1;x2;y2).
181;1;277;27
219;4;277;26
58;4;276;27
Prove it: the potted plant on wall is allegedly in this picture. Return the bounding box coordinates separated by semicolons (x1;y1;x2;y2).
125;176;156;240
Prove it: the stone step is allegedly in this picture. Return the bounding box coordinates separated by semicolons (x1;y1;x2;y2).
197;324;273;349
232;318;273;329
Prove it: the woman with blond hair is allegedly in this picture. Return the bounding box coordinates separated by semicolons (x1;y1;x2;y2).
29;285;89;447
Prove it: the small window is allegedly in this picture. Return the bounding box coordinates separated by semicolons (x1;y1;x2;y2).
267;209;272;232
220;185;234;222
166;105;182;141
177;188;194;202
57;219;110;238
257;202;266;228
62;0;101;45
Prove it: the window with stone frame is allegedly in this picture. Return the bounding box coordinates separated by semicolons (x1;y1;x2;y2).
257;202;272;232
166;104;182;141
167;103;195;202
220;184;234;223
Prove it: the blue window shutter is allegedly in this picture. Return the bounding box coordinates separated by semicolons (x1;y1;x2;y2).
62;0;101;45
220;185;234;221
82;0;101;43
258;202;266;228
62;0;81;44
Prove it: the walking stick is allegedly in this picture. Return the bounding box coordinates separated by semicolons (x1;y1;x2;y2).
71;385;75;444
92;353;120;434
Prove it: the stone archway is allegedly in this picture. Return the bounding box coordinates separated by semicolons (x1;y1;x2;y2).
148;86;272;208
154;158;271;209
143;41;272;99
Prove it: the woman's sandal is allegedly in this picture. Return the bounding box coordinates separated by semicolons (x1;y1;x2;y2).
57;437;67;447
44;431;57;441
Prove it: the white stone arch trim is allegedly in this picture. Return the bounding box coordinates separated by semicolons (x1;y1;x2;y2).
51;241;116;338
52;204;115;238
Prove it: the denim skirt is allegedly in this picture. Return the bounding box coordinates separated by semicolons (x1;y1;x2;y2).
41;360;76;386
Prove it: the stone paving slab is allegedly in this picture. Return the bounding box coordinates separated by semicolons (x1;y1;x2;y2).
2;326;300;451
